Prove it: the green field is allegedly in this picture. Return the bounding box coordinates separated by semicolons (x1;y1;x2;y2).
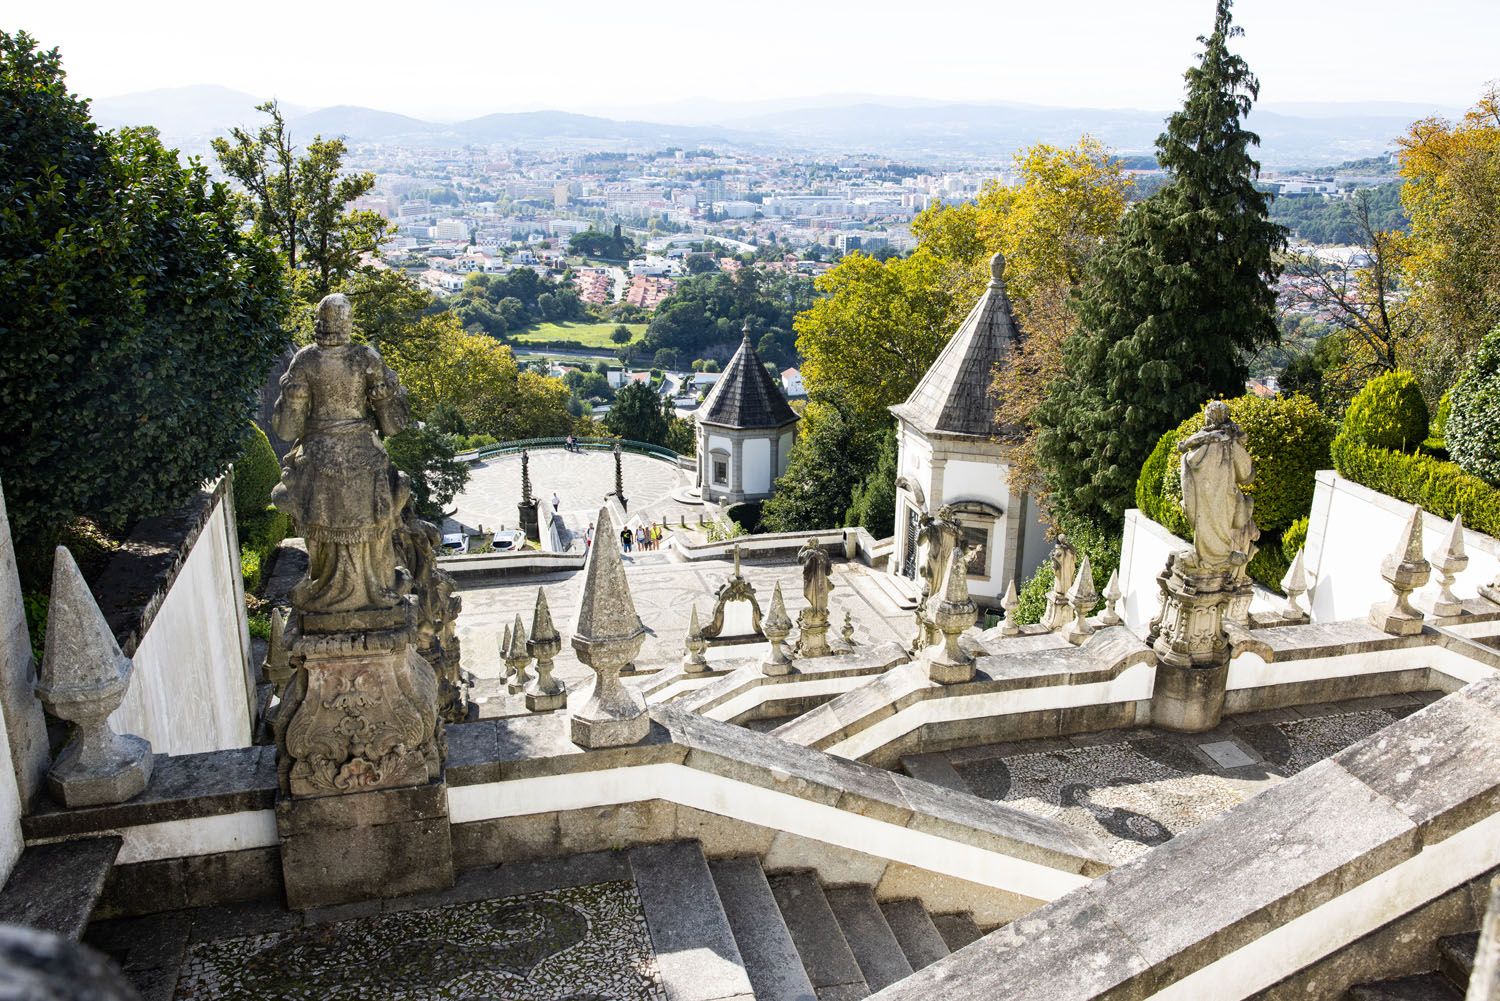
510;321;646;348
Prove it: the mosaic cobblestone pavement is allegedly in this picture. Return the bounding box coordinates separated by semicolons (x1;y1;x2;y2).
172;881;666;1001
952;702;1425;864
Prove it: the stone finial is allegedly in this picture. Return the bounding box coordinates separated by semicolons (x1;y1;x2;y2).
498;623;513;688
505;614;531;694
1430;515;1469;618
999;578;1020;637
1370;507;1432;635
525;588;566;711
570;505;649;747
682;605;708;673
1100;569;1123;627
929;547;977;684
1062;554;1098;646
1281;548;1309;619
263;606;292;694
612;440;626;508
34;547;152;807
761;582;793;676
520;449;533;506
741;317;754;341
989;250;1006;284
841;607;855;649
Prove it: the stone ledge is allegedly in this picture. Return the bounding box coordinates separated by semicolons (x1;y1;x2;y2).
21;745;276;842
868;677;1500;1001
676;642;911;720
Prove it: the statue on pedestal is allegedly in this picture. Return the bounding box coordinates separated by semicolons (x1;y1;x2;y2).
914;505;962;650
269;294;443;798
1041;535;1078;632
795;538;833;658
1178;401;1259;572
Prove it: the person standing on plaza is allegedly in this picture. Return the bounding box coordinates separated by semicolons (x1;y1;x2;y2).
621;526;633;553
585;522;594;551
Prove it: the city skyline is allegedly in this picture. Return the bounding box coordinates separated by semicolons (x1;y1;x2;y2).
15;0;1497;122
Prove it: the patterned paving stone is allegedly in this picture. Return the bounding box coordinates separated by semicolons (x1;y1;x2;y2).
953;706;1410;864
168;881;666;1001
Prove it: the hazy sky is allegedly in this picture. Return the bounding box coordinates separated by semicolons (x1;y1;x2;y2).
15;0;1497;119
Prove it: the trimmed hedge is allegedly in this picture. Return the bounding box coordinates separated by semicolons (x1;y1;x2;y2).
238;505;291;595
1331;433;1500;539
1447;323;1500;486
1341;370;1430;453
233;423;281;519
1134;428;1190;538
1282;515;1309;562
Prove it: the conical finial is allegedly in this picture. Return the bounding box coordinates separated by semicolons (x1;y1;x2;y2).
530;588;557;645
942;547;970;605
1371;507;1432;635
39;547;130;694
35;546;152;806
989;250;1006;284
507;614;529;660
1062;554;1097;645
1100;569;1122;626
1281;548;1308;618
572;505;643;646
1397;507;1427;567
683;604;708;672
999;578;1020;636
741;317;754;342
1431;515;1469;617
762;581;793;676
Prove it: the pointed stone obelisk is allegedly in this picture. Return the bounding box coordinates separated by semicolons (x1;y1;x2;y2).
929;547;978;684
1430;515;1468;617
505;614;530;694
682;605;708;673
570;506;649;747
525;589;566;711
761;582;793;676
1099;569;1123;627
1281;548;1309;620
1062;554;1098;646
1371;507;1431;635
35;547;152;807
999;578;1020;637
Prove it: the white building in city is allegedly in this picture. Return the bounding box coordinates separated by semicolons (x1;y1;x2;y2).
888;252;1049;609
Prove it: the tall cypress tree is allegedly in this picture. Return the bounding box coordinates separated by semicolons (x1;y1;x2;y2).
1035;0;1286;530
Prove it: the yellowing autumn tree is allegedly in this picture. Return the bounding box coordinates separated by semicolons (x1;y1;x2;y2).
1396;84;1500;392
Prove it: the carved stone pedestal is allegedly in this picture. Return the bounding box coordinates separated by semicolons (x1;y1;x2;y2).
1148;555;1243;733
277;777;453;910
274;605;453;909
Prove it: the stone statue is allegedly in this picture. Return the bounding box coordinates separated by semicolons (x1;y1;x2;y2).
1041;535;1077;632
272;294;410;615
1178;401;1259;572
394;497;467;722
915;505;962;649
796;538;833;658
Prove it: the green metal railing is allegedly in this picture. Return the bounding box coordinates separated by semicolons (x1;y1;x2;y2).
470;436;683;463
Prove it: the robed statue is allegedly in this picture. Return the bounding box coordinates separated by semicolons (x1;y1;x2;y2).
1178;401;1259;572
271;294;411;615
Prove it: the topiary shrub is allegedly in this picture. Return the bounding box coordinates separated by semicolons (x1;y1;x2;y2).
232;423;281;519
1134;428;1191;538
1446;323;1500;486
1341;370;1430;454
1282;515;1309;562
1332;433;1500;538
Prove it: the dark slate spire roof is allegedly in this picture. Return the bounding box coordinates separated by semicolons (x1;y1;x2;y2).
698;321;800;429
890;252;1022;438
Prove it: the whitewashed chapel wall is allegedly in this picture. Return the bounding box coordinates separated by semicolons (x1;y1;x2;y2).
109;484;255;755
743;437;771;495
1305;471;1500;623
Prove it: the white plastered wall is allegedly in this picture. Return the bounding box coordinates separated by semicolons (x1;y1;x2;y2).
111;494;254;754
743;438;771;496
777;431;794;477
1305;471;1500;623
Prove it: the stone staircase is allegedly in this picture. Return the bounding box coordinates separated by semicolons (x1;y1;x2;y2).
630;840;986;1001
1346;932;1480;1000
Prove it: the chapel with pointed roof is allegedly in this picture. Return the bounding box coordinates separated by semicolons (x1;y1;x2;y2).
888;252;1049;608
695;321;800;504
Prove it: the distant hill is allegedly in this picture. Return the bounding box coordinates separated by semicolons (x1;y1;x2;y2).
87;87;1450;168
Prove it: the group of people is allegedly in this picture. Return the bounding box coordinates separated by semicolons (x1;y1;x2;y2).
620;522;664;554
564;434;580;452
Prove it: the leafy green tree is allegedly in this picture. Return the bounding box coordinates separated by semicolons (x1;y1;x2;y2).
610;324;634;344
386;424;468;522
604;382;670;444
212;100;387;300
1034;0;1286;530
762;403;874;533
845;428;898;537
0;32;289;546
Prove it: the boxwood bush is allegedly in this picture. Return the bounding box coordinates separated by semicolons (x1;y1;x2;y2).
1341;370;1430;453
1331;433;1500;538
1446;323;1500;486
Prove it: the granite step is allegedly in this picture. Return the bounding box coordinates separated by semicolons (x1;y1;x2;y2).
767;870;869;1001
1437;931;1479;990
898;753;972;794
709;857;817;1001
824;885;913;992
1346;973;1464;1001
930;911;983;953
629;841;754;1001
0;836;121;940
878;899;950;972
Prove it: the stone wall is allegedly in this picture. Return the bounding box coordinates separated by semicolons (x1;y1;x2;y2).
1305;470;1500;624
99;478;255;755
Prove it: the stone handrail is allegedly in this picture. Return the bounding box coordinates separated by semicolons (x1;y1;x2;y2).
459;437;683;464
